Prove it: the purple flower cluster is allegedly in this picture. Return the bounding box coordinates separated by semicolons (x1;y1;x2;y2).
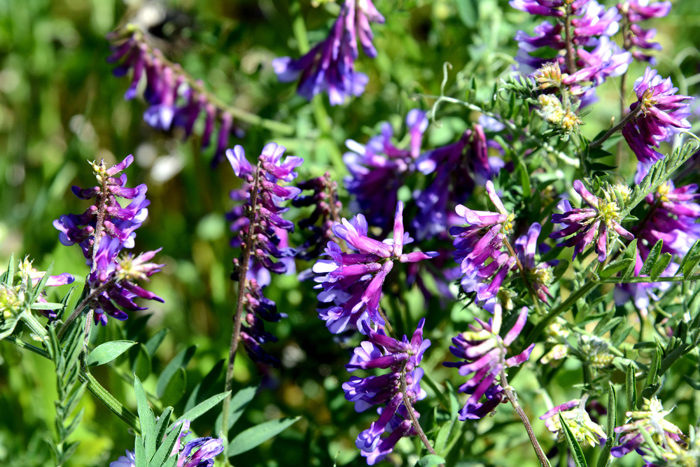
293;173;343;261
514;223;557;303
344;110;428;231
343;320;430;465
227;143;302;278
54;155;149;263
623;68;692;171
539;398;607;447
87;237;164;325
450;181;516;305
550;180;634;262
273;0;384;105
313;202;437;334
414;124;504;240
107;30;242;166
513;0;631;102
53;156;164;325
618;0;671;63
227;143;304;363
444;304;534;420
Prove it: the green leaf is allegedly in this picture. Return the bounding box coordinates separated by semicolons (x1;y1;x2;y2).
154;406;173;445
132;344;152;381
415;454;446;467
87;341;136;367
184;359;225;413
445;380;459;422
552;259;570;283
1;254;14;285
156;345;196;399
558;412;588;467
216;382;259;436
649;253;672;281
682;375;700;390
621;239;638;281
599;258;633;280
0;310;25;341
626;365;637;411
144;328;168;357
227;416;302;458
133;376;156;457
455;0;478;27
434;419;453;454
150;421;183;467
640;240;663;276
160;367;187;407
176;391;229;426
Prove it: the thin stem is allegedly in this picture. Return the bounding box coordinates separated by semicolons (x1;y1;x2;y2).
589;104;642;149
564;7;577;75
400;370;440;461
58;278;117;340
127;29;294;135
499;367;550;467
220;164;263;452
503;237;544;314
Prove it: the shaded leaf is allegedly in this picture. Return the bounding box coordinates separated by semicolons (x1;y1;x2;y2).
228;416;302;458
87;341;136;367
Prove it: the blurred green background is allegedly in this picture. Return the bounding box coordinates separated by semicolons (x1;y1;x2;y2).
1;0;700;466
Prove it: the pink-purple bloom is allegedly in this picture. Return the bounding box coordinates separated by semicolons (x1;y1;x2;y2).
343;319;430;465
515;223;557;303
618;0;671;63
344;110;428;232
444;304;534;420
312;202;437;334
273;0;384;105
623;68;692;171
550;180;634;262
450;181;516;305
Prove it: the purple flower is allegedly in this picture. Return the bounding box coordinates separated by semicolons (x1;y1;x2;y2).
450;181;516;305
239;277;286;366
110;429;224;467
618;1;671;63
313;202;437;334
444;304;534;420
53;155;149;262
109;450;135;467
514;223;557;303
87;236;164;325
540;398;607;447
273;0;384;105
344;110;428;231
623;68;692;169
611;397;683;459
11;259;76;320
226;144;302;279
550;180;634;262
343;319;430;465
413;125;504;240
293;173;343;261
107;31;242;166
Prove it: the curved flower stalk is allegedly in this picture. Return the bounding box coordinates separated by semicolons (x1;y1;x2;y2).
312;202;437;334
293;172;343;261
513;0;631;104
53;155;149;263
450;181;516;305
413;125;504;240
227;144;302;279
343;319;430;465
540;397;607;447
611;397;684;460
443;304;534;420
344;109;428;231
273;0;384;105
107;27;248;166
514;223;557;303
618;0;671;63
623;68;692;172
550;180;634;262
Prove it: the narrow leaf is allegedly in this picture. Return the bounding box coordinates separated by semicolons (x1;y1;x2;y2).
150;422;183;466
415;454;447;467
144;329;168;357
215;382;259;436
558;412;588;467
227;416;302;458
87;341;136;367
176;391;230;426
156;345;197;399
640;240;663;276
184;359;225;413
649;253;672;281
161;367;187;407
133;376;156;456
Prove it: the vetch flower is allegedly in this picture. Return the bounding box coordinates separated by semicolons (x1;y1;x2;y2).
623;68;692;170
239;277;286;366
550;180;634;261
312;202;437;334
540;397;607;447
450;181;516;305
443;304;534;420
612;397;684;459
273;0;384;105
110;450;135;467
343;319;430;465
514;223;557;303
53;155;149;262
344;110;428;231
293;173;343;261
618;0;671;63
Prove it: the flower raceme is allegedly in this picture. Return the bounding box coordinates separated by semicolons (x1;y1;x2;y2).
539;398;607;447
343;319;430;465
514;222;557;303
444;304;534;420
313;202;437;335
618;0;671;63
623;67;692;170
273;0;384;105
550;180;634;262
450;181;516;305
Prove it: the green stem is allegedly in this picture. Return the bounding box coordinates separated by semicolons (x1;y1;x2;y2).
589;104;642;150
21;312;49;341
